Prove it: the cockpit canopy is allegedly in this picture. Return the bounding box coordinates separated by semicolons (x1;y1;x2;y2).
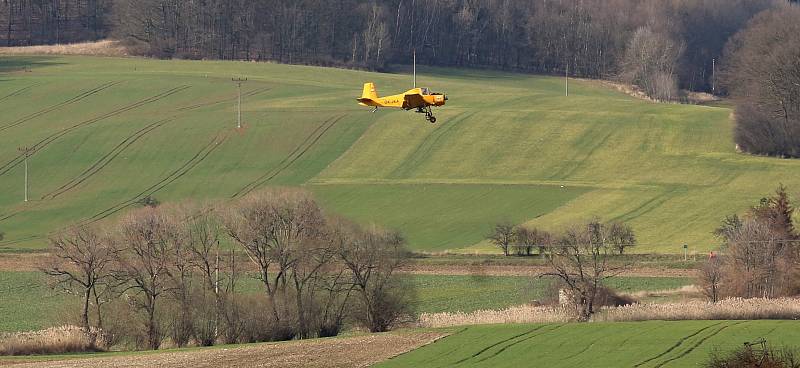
419;87;431;95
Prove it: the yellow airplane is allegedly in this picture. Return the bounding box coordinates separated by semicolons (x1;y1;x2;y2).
356;53;447;123
356;83;447;123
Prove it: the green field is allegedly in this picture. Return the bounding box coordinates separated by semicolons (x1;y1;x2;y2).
0;272;76;332
1;55;798;252
378;321;800;368
0;271;690;333
413;275;690;314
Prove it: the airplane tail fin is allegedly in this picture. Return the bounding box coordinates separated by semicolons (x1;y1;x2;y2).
357;82;379;105
362;82;378;100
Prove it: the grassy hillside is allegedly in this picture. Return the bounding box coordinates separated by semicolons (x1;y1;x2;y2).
0;55;797;252
378;321;800;368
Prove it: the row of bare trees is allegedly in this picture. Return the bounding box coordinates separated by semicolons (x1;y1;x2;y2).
488;220;636;320
489;220;636;257
699;185;800;302
43;188;413;350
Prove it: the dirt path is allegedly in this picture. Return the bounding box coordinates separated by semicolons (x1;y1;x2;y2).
0;332;447;368
400;264;698;278
0;254;43;272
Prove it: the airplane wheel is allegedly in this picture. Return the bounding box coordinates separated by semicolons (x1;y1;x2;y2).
428;116;437;124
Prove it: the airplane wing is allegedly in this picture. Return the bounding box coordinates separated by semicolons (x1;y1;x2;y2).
403;93;426;109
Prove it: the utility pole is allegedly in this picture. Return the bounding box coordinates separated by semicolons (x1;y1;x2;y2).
711;58;716;94
17;146;33;202
413;48;417;88
565;64;569;97
232;77;247;129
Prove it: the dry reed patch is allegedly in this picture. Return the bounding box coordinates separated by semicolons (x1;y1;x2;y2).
622;284;703;300
596;297;800;322
1;331;447;368
0;326;105;356
418;304;575;328
0;41;128;57
419;297;800;328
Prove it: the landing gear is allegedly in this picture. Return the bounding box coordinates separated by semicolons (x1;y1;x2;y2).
417;106;437;124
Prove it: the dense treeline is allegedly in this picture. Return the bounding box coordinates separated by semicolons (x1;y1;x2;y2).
108;0;782;94
0;0;784;92
0;0;111;45
722;6;800;157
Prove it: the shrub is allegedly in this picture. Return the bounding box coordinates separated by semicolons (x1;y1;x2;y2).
705;342;800;368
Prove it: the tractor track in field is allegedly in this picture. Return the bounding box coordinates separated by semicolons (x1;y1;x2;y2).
38;86;269;200
40;117;176;200
476;324;564;363
0;81;121;133
0;125;222;248
0;86;268;246
77;131;229;225
556;130;614;180
455;326;547;364
388;111;471;179
653;321;747;368
0;83;38;103
232;114;345;198
0;85;190;178
633;322;726;367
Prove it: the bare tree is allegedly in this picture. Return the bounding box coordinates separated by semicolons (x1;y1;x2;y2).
42;225;116;332
514;226;551;256
182;204;223;345
619;26;684;101
698;255;723;303
710;185;800;300
489;222;516;256
221;188;325;338
605;221;637;255
114;207;176;350
540;221;626;320
336;224;412;332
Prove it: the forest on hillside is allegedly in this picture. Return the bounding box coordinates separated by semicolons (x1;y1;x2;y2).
1;0;799;156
